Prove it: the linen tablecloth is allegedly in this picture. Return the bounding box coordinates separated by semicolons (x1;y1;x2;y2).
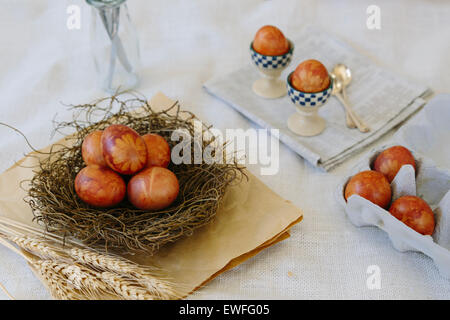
0;0;449;299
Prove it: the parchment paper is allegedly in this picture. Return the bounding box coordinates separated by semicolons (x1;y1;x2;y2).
0;92;303;298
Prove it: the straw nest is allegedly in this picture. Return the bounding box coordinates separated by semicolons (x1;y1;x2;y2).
25;93;244;254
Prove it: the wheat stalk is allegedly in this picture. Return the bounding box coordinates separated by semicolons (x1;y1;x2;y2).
0;282;14;300
0;216;84;248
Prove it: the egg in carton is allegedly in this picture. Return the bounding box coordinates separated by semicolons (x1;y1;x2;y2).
335;145;450;278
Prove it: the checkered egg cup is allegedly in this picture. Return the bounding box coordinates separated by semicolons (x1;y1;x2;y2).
287;74;333;108
250;41;294;70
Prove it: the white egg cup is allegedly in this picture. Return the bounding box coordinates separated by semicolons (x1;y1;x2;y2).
286;74;333;137
250;40;294;99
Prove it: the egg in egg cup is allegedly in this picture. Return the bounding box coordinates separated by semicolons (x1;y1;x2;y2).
250;40;294;99
286;72;333;137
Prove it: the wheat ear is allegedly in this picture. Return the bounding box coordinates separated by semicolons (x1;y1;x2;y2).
9;235;67;260
39;260;104;295
100;272;156;300
32;261;86;300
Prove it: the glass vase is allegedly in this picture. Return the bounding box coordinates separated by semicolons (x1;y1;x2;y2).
87;0;140;93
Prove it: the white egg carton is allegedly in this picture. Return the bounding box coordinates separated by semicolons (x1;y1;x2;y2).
335;145;450;278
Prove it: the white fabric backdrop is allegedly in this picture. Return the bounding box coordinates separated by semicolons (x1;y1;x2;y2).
0;0;449;299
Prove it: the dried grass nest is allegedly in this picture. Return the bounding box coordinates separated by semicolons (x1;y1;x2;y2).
26;93;244;254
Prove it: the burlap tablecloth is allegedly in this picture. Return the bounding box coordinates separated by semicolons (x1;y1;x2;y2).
0;0;449;299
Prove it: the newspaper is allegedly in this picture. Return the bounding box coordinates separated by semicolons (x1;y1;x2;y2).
204;26;431;171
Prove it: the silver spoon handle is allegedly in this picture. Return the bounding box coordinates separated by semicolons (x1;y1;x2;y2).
335;92;370;133
342;88;356;128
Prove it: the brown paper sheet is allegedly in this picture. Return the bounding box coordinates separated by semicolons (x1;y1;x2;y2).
0;92;303;298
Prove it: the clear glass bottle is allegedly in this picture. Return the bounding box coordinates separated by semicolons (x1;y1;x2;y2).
86;0;140;93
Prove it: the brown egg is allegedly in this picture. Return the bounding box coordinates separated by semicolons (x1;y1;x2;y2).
74;165;126;208
101;124;148;175
82;130;106;167
374;146;416;182
389;196;435;235
253;25;290;56
142;133;171;168
127;167;179;210
345;170;392;209
290;59;330;93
